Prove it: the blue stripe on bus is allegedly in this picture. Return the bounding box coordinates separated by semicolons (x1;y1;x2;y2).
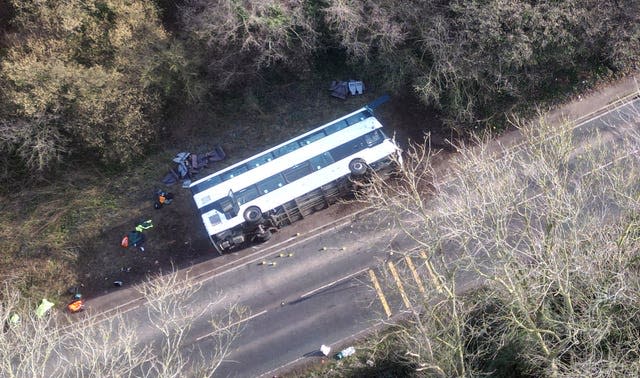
198;129;385;217
190;108;373;197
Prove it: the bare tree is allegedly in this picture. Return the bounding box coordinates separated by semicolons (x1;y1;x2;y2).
362;100;640;376
135;268;246;377
0;268;244;378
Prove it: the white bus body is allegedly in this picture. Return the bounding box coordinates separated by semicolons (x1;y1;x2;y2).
190;96;401;252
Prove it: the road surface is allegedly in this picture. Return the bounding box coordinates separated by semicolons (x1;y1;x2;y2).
79;90;640;377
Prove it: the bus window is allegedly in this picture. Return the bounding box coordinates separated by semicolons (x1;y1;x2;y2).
298;131;326;146
248;153;274;168
325;120;349;135
309;152;335;171
344;110;371;126
329;136;366;162
222;165;248;181
283;161;313;183
257;174;285;194
236;186;259;205
364;130;383;146
273;141;300;158
191;175;222;194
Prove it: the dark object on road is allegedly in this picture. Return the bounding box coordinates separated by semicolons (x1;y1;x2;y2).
113;280;124;287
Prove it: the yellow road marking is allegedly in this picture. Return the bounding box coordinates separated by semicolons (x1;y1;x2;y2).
419;250;435;281
420;250;445;294
387;261;411;309
404;256;426;296
368;269;392;318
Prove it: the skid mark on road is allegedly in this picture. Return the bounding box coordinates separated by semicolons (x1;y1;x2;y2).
368;269;392;318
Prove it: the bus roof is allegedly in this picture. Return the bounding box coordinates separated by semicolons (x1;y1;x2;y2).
190;96;389;195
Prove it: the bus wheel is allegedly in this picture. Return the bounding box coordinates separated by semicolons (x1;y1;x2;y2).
349;158;368;175
243;206;262;223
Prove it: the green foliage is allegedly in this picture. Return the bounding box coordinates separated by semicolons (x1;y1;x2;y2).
0;0;196;178
321;0;640;128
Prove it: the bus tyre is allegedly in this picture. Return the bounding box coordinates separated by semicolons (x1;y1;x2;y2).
349;158;368;176
243;206;262;223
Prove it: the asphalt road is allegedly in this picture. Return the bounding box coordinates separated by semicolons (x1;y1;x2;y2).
203;93;640;377
79;91;640;377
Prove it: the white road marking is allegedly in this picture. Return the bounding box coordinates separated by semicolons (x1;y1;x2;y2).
196;309;268;342
258;317;389;378
299;268;369;299
194;214;368;282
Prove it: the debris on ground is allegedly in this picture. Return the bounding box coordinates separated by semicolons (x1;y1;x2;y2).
329;80;364;99
113;280;124;287
67;298;84;313
135;219;154;232
65;285;85;313
320;344;331;357
161;146;226;187
153;190;173;209
335;346;356;360
121;230;146;251
35;298;54;318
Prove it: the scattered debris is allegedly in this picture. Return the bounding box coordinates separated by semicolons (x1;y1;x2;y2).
67;284;84;296
320;246;346;251
121;231;145;250
135;219;154;232
329;80;365;99
162;146;226;187
35;298;54;318
67;298;85;313
154;190;174;209
335;346;356;360
348;81;364;96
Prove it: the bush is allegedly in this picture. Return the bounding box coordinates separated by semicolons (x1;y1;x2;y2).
180;0;319;90
0;0;195;178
